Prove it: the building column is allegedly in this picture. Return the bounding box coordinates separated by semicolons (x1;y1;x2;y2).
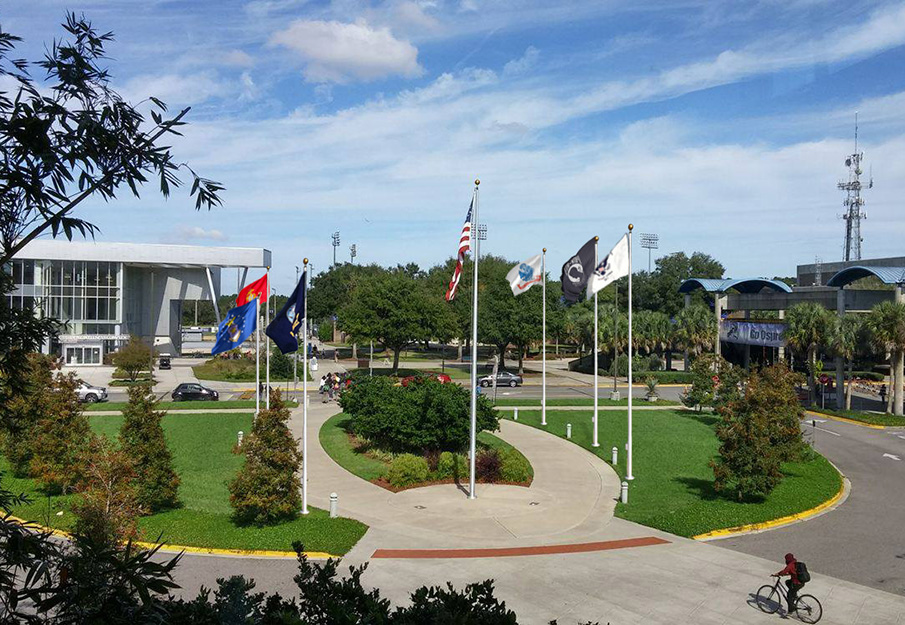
777;309;785;363
714;293;723;357
896;286;905;416
205;266;221;326
684;293;691;371
836;288;845;409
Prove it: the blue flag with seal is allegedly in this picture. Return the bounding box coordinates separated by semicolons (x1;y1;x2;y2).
211;300;257;356
266;271;306;354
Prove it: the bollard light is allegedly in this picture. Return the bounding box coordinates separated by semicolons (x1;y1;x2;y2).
611;446;618;465
237;431;244;447
514;407;519;421
566;423;572;439
621;481;628;504
329;492;338;518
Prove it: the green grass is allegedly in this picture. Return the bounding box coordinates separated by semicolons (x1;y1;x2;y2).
493;398;678;407
319;412;532;483
505;409;842;537
84;399;296;412
3;412;367;555
808;407;905;427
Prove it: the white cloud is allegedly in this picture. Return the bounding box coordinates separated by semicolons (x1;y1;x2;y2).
172;226;229;243
222;49;255;68
270;19;423;83
503;46;539;76
120;72;229;107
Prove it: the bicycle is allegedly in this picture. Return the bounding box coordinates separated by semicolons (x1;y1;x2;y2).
755;575;822;623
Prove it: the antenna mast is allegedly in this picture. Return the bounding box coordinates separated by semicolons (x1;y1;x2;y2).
838;112;872;261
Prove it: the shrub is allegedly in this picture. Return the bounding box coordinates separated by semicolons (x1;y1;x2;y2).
499;449;532;483
317;322;333;343
342;377;499;453
387;453;430;488
71;435;141;547
681;354;743;411
647;354;664;371
229;391;302;524
111;335;156;382
267;347;293;379
475;449;502;482
607;354;629;377
436;451;467;480
1;353;57;476
119;385;180;512
644;376;659;397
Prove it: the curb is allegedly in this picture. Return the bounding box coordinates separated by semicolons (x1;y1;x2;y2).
6;515;336;560
691;472;847;541
806;410;889;430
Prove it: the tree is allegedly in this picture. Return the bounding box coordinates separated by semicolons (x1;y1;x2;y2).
630;251;724;317
674;304;716;358
28;370;90;494
340;268;454;372
866;301;905;415
119;386;180;512
830;314;864;410
111;335;156;382
1;353;58;476
229;390;302;525
681;353;743;411
784;302;834;406
307;263;383;325
71;435;142;547
0;14;222;268
710;364;805;501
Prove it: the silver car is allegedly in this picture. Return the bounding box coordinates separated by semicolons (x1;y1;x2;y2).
76;381;108;403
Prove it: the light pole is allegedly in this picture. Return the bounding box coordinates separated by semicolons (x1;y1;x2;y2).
349;244;357;264
639;233;659;272
332;232;340;266
294;266;299;395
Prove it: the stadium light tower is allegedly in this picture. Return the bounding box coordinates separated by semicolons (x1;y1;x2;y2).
349;244;357;264
331;231;340;266
639;233;659;272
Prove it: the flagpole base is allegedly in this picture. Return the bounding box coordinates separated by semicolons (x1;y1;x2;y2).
626;475;635;481
301;507;309;515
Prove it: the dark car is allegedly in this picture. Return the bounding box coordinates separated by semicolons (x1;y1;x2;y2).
159;354;172;370
171;383;219;401
478;371;523;388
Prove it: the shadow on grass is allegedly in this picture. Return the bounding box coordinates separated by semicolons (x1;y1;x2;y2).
674;410;720;428
674;476;721;502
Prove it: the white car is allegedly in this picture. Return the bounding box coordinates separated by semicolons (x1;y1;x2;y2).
76;381;108;403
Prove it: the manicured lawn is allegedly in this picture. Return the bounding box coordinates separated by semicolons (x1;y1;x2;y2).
505;409;842;537
808;407;905;427
319;413;533;483
84;399;295;412
494;398;678;407
3;412;367;555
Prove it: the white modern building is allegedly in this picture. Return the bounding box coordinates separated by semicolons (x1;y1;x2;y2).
6;240;270;364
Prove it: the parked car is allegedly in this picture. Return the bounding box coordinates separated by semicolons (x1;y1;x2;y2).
400;372;452;387
76;381;108;403
158;354;171;370
478;371;523;388
171;383;219;401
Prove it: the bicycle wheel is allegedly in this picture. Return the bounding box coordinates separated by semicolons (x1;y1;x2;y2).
756;584;781;614
795;594;822;623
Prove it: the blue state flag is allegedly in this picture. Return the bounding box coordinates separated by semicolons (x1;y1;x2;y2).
211;300;258;356
266;271;306;354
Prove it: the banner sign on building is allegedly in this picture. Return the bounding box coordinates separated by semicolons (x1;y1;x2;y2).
720;321;785;348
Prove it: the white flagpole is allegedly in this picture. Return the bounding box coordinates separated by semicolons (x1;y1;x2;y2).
255;297;260;419
469;179;480;500
302;258;309;514
593;236;599;447
542;248;547;426
627;225;635;480
266;267;270;410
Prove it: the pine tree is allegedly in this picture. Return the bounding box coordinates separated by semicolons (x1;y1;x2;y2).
229;390;302;525
1;354;57;476
119;385;180;512
29;370;91;494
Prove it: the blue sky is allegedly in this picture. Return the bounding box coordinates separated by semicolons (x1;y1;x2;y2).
6;1;905;291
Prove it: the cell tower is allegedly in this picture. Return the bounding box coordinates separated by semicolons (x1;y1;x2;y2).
837;113;873;261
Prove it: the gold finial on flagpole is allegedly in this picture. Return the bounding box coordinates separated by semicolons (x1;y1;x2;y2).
594;236;599;241
475;178;480;186
543;247;547;252
303;258;308;264
628;224;634;231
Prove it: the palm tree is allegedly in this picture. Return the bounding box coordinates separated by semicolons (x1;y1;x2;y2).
784;302;835;406
866;301;905;415
675;304;716;359
830;314;863;410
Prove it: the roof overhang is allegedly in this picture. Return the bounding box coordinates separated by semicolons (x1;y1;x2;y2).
826;266;905;287
12;240;271;268
679;277;793;294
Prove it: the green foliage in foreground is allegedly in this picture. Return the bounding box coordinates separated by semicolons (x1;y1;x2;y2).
494;398;678;407
505;409;841;537
85;399;286;412
807;407;905;427
2;412;367;554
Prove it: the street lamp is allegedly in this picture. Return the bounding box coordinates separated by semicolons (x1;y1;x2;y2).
332;232;340;266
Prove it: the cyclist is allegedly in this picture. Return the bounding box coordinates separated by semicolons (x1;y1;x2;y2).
773;553;804;613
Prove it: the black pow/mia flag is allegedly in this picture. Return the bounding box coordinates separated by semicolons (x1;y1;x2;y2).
560;237;596;304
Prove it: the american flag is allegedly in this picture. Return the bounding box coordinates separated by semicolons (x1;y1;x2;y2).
445;197;474;302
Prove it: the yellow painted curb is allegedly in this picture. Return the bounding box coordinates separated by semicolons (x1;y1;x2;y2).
806;410;887;430
7;515;335;559
692;476;845;541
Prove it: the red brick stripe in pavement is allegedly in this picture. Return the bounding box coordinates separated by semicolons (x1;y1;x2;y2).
371;536;670;559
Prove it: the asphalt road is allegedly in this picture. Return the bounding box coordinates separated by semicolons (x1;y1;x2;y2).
716;415;905;596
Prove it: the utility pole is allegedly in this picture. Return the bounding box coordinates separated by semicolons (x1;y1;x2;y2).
332;231;340;266
639;233;658;272
838;113;872;262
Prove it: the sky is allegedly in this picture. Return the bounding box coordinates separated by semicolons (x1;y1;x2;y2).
5;0;905;292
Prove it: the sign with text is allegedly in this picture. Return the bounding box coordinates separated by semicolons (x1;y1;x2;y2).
719;321;785;348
